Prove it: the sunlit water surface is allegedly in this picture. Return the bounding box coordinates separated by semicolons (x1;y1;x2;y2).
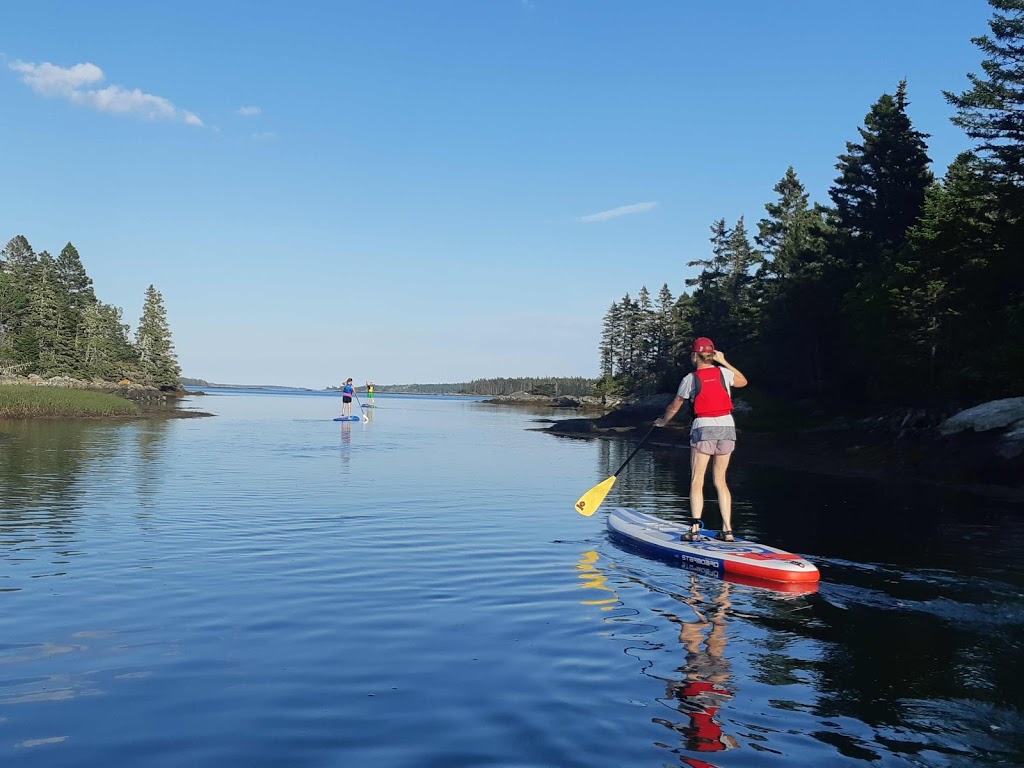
1;390;1022;767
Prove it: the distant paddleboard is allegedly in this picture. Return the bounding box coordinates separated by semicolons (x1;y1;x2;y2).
607;508;819;588
333;416;362;421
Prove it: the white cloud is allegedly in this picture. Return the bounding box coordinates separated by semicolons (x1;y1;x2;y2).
9;60;102;95
236;105;261;116
9;60;202;126
578;201;659;223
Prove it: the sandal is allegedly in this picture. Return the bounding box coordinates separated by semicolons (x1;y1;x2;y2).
681;522;703;542
714;529;735;542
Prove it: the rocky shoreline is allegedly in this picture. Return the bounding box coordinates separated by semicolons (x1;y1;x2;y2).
492;391;1024;501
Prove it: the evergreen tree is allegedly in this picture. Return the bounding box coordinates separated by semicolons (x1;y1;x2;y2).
721;216;765;345
945;0;1024;396
135;285;181;388
830;81;934;263
599;301;622;379
0;236;36;370
686;219;732;338
618;293;640;380
2;235;37;277
946;0;1024;186
827;83;934;398
24;251;72;374
757;167;814;281
653;283;675;363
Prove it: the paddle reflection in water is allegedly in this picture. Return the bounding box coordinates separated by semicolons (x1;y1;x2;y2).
576;550;619;611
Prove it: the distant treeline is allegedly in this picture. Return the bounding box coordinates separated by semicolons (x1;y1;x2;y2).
374;377;597;396
600;1;1024;409
0;236;181;388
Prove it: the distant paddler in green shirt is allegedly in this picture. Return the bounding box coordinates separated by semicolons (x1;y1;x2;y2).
366;382;375;407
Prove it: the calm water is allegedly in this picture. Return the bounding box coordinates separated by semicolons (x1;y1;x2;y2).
1;390;1022;767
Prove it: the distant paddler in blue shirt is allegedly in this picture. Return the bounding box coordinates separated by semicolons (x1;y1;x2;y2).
341;378;355;417
366;381;374;407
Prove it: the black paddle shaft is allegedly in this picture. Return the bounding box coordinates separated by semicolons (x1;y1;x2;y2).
612;425;658;478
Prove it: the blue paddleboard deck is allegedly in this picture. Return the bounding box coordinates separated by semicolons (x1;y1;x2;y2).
333;416;362;421
607;508;819;589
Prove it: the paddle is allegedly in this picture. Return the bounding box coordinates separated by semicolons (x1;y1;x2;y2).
353;390;369;421
574;425;657;516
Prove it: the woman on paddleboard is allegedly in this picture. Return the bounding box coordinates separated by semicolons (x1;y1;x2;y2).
654;338;748;542
341;378;355;417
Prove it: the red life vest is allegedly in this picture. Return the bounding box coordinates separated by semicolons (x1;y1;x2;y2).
692;367;732;418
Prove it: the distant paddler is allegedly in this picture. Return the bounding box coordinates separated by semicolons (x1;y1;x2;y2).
365;381;375;408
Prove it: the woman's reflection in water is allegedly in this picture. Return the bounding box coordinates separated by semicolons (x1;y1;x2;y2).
656;576;739;767
339;421;352;466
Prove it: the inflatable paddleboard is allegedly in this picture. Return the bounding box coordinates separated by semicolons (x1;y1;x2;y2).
333;416;362;421
607;508;819;586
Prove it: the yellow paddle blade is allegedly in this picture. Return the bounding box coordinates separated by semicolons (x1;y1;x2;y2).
574;476;616;517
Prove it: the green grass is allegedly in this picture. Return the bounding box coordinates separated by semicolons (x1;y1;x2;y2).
0;385;141;418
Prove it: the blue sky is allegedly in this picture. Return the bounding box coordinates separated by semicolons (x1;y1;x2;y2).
0;0;993;387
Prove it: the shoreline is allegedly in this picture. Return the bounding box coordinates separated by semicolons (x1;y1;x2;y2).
0;379;213;420
537;404;1024;504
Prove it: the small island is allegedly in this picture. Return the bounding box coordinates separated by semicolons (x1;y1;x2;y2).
0;235;205;419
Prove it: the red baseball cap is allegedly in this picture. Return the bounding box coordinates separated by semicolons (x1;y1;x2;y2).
692;337;715;353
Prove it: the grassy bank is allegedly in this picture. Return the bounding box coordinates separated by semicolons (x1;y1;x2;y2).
0;385;141;418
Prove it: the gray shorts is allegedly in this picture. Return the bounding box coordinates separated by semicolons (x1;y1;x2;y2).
691;439;736;456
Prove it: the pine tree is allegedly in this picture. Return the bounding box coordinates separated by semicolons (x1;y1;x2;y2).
599;301;621;379
2;235;37;277
945;0;1024;396
0;236;36;370
135;285;181;388
830;81;934;264
722;216;765;344
757;167;814;281
24;251;73;374
946;0;1024;186
686;219;732;340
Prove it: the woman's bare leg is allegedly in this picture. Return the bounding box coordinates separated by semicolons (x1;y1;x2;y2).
690;449;712;525
712;453;733;534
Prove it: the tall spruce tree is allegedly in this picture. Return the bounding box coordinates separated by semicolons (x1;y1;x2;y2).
722;216;765;345
830;81;934;263
599;301;622;379
828;83;934;399
82;302;134;380
946;0;1024;186
24;251;73;373
686;219;732;340
893;153;1001;399
944;0;1024;397
0;236;36;369
135;285;181;388
757;167;814;281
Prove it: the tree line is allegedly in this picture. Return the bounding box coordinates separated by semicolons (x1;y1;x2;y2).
372;377;597;396
0;235;181;389
599;0;1024;410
